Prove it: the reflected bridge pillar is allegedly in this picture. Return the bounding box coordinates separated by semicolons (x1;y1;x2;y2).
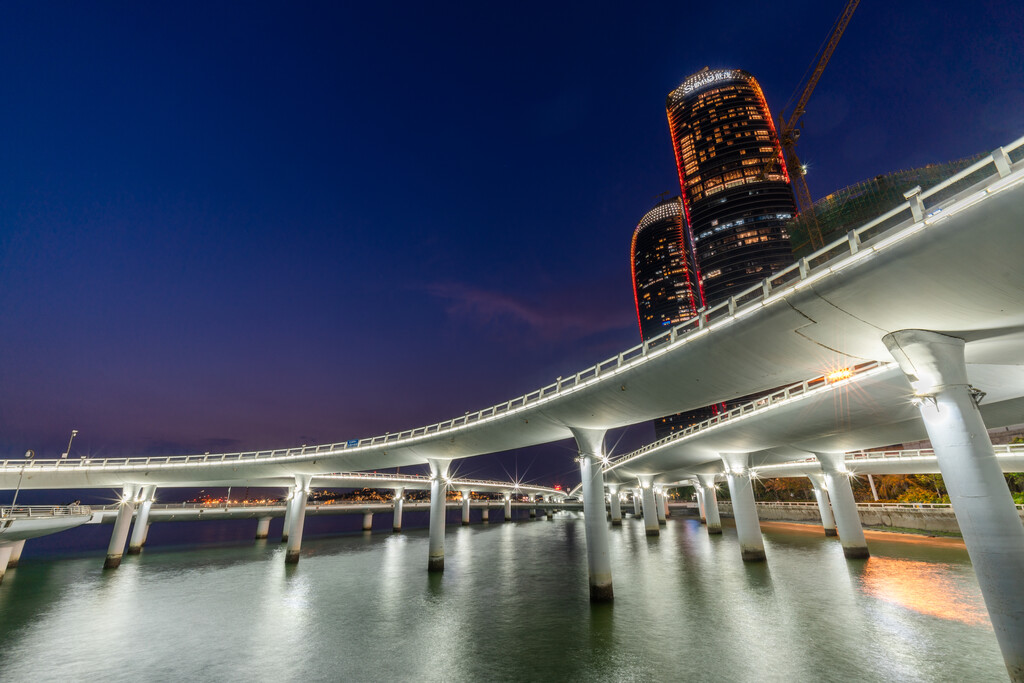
128;485;157;555
105;483;140;569
696;474;721;534
814;452;868;559
885;329;1024;679
721;453;765;562
572;427;613;602
284;474;312;565
428;460;450;573
808;473;837;537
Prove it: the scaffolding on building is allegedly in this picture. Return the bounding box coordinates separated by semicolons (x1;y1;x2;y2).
787;154;985;257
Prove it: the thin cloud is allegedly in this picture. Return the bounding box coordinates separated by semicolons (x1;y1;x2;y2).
426;282;632;342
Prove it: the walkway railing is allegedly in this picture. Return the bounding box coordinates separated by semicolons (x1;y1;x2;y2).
604;360;889;472
721;501;1024;512
716;499;1024;509
0;505;92;518
758;443;1024;472
2;133;1022;474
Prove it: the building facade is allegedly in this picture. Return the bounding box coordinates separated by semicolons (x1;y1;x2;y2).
630;198;722;439
630;197;703;340
666;67;796;306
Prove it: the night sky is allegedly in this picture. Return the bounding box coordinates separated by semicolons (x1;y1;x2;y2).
2;1;1022;489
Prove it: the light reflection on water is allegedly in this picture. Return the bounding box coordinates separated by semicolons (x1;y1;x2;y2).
859;557;990;627
0;514;1006;682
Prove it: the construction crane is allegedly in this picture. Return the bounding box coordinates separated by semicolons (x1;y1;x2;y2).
778;0;859;250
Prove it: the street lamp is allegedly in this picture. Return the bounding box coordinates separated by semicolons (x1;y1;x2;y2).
9;450;34;512
61;429;78;459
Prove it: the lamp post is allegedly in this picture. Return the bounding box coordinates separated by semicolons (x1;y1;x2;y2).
61;429;78;459
9;449;34;511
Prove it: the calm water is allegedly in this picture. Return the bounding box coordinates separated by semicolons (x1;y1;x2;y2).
0;511;1005;682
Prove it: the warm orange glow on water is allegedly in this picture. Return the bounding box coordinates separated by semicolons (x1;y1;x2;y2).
860;557;991;627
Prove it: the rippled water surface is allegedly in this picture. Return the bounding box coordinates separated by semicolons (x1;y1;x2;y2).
0;512;1004;682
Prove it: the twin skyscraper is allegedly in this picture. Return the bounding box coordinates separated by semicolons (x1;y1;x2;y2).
631;68;798;437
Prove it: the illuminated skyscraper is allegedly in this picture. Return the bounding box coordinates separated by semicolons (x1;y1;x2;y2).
630;197;702;340
666;67;796;305
630;198;719;439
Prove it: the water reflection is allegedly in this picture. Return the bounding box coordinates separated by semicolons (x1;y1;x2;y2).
859;557;990;627
0;514;1006;681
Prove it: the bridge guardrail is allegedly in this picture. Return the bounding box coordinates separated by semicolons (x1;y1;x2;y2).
605;360;889;470
3;133;1022;475
0;505;92;518
722;501;1024;512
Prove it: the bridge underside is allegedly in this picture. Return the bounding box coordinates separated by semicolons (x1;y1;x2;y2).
606;363;1024;486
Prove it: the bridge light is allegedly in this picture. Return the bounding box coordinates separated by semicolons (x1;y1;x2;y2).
826;368;853;383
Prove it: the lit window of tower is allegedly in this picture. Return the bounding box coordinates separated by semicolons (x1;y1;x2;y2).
631;197;703;341
667;67;796;306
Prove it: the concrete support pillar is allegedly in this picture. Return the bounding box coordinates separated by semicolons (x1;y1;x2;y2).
885;329;1024;679
721;454;765;561
362;512;373;531
608;485;622;525
546;506;553;520
0;545;12;584
655;491;667;524
815;452;868;559
393;487;405;532
503;493;512;522
104;484;139;569
427;459;450;572
529;501;537;518
696;475;721;534
695;484;707;523
461;490;472;526
128;485;156;555
255;517;271;540
6;539;27;568
281;488;294;543
663;491;671;518
808;473;837;537
284;475;312;564
481;504;490;523
141;523;151;546
572;427;613;601
632;489;642;516
640;482;659;537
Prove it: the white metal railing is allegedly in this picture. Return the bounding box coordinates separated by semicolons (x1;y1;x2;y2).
604;360;889;472
756;443;1024;472
0;505;92;518
720;501;1024;512
3;134;1022;476
317;473;562;496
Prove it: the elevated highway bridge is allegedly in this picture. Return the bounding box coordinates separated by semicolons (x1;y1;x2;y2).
3;135;1024;677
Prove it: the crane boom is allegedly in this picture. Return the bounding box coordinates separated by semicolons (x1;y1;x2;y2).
780;0;859;249
784;0;860;132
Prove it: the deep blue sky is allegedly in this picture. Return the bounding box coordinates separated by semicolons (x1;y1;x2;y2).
2;1;1022;489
